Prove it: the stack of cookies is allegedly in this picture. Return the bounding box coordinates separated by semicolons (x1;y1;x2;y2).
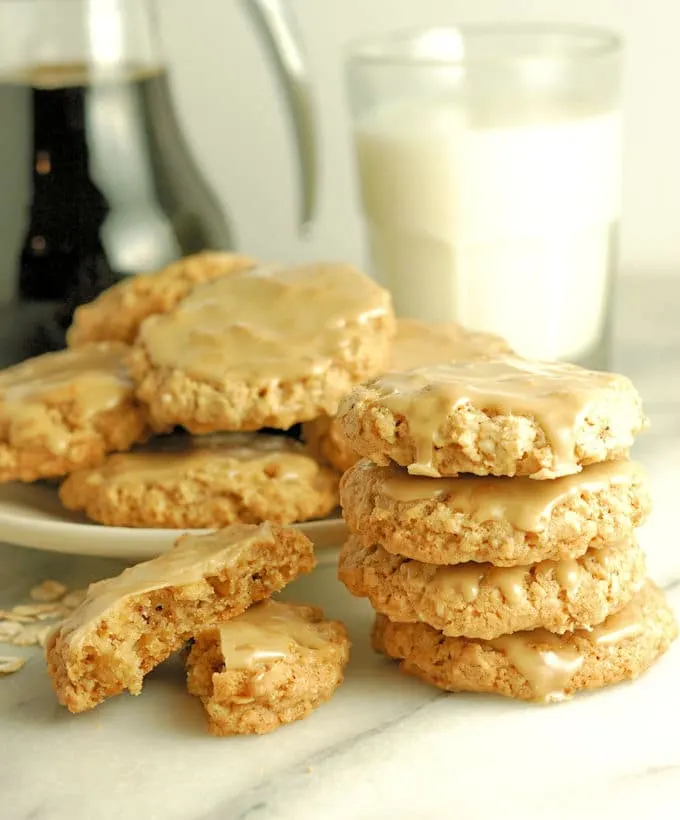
337;357;678;703
0;253;396;532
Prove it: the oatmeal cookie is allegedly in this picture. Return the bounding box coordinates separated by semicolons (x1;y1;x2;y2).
60;432;339;528
340;536;646;639
338;357;647;478
127;263;395;433
372;581;677;702
340;459;650;566
0;343;147;482
46;523;315;713
186;600;349;735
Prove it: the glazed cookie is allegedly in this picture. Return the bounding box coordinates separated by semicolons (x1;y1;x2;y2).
340;460;651;566
67;252;256;346
337;357;647;479
340;536;646;639
303;318;512;473
372;581;677;703
186;600;350;735
60;432;339;529
127;263;395;433
0;343;148;483
46;523;315;713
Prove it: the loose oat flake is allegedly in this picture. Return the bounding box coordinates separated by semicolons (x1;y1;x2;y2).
30;580;67;603
12;623;52;648
0;656;25;675
0;621;23;643
12;602;64;619
0;610;35;624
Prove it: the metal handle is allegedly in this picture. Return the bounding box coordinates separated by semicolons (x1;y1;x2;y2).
244;0;318;232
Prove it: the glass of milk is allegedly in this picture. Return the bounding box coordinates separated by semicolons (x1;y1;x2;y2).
346;25;622;368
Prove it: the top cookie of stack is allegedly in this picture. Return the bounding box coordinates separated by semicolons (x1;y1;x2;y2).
338;357;647;479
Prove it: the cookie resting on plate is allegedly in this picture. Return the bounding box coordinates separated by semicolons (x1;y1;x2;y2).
59;432;339;529
127;262;395;433
0;343;147;483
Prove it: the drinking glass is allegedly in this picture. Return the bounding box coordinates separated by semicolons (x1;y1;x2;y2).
346;25;622;368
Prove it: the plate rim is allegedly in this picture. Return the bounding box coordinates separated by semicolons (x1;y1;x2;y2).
0;482;346;560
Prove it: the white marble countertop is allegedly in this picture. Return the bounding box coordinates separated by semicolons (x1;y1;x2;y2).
2;277;680;820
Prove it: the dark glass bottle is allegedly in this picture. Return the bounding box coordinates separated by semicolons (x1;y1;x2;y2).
0;0;317;362
0;1;231;355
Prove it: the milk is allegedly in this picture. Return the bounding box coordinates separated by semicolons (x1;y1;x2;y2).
354;102;621;362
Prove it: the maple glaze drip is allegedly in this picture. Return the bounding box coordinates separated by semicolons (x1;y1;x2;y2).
218;600;327;669
139;264;392;381
489;583;657;701
379;459;643;532
432;565;486;603
552;559;582;595
483;566;528;605
371;357;638;477
587;592;646;645
489;630;585;702
431;563;528;605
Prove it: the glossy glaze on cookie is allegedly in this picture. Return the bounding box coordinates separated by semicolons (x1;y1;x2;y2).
138;264;393;381
363;357;645;477
340;458;651;566
379;460;646;532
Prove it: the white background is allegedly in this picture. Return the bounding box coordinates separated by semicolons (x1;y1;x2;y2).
159;0;679;277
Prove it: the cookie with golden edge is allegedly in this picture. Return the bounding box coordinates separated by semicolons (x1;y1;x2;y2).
59;432;339;529
340;459;651;566
186;600;350;735
67;251;256;346
340;536;646;639
128;263;395;433
46;523;315;713
338;357;647;479
372;581;677;703
303;318;512;473
0;343;148;483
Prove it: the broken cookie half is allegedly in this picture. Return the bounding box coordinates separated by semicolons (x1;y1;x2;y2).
46;522;316;713
186;599;350;735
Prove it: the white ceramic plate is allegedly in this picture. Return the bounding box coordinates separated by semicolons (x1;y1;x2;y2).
0;482;346;564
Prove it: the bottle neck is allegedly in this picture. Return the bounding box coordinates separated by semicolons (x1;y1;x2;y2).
0;0;165;79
